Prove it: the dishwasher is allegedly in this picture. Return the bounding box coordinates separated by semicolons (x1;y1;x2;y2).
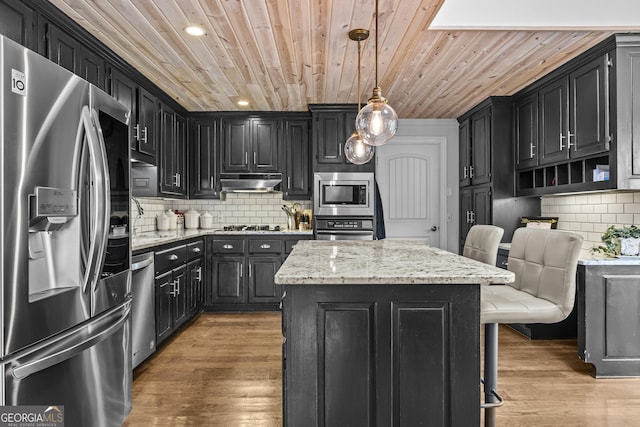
131;252;156;368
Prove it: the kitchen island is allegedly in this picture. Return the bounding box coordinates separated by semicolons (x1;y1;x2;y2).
275;240;514;427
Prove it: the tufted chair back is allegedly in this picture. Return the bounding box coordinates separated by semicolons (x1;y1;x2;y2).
463;225;504;266
507;227;583;321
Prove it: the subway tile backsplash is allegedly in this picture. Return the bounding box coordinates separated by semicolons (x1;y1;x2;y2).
130;193;312;234
541;191;640;249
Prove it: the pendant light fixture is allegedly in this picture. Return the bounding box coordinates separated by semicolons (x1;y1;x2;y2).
355;0;398;146
345;28;375;165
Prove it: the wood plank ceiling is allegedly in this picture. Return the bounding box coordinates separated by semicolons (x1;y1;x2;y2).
48;0;633;118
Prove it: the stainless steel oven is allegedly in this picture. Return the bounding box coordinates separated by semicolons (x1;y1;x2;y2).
315;217;375;240
314;172;374;217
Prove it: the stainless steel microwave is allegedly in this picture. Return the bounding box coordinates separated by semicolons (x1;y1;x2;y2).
313;172;374;216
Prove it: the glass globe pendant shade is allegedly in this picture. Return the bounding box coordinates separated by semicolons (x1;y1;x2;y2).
356;87;398;146
344;131;374;165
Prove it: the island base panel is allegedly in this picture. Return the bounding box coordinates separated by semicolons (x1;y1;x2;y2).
282;284;480;427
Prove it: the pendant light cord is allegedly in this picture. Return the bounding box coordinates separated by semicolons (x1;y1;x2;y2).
375;0;379;88
357;39;362;110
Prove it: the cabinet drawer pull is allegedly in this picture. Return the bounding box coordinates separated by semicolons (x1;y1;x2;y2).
168;254;179;261
260;244;271;249
192;247;201;253
223;244;234;249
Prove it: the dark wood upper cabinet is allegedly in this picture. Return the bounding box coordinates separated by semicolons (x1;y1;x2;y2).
283;117;311;200
0;0;36;50
158;104;186;197
569;55;609;158
221;117;280;173
191;118;219;198
539;77;569;165
470;107;492;186
514;92;538;169
458;118;471;186
310;104;375;172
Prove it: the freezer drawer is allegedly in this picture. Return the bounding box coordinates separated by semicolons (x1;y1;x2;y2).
2;301;132;427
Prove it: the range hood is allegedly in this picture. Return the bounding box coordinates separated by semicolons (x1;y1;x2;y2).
219;173;282;193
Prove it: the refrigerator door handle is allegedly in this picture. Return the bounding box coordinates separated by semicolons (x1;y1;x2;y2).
11;302;131;380
80;106;110;294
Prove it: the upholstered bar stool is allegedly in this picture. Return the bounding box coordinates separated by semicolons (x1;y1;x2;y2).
463;225;505;266
480;228;583;427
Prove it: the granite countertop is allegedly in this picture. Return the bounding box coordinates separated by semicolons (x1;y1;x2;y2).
275;240;515;285
132;228;313;251
498;242;640;266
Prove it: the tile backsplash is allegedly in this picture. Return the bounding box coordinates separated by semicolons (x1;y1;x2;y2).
541;191;640;249
130;193;312;234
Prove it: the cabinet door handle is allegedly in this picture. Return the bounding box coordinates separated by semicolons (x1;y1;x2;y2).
253;152;257;165
470;211;476;224
197;267;202;282
463;166;468;179
288;177;291;189
530;143;535;158
141;127;148;144
338;143;342;156
469;165;474;178
466;211;471;224
240;265;243;278
210;176;214;190
173;173;179;186
260;244;271;249
567;132;576;150
223;244;233;249
249;264;252;278
134;124;141;141
560;133;567;150
168;254;179;261
245;152;248;165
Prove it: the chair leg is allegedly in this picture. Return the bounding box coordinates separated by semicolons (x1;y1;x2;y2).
484;323;499;427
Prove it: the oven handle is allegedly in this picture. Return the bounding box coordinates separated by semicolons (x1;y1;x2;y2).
316;230;375;240
316;230;373;235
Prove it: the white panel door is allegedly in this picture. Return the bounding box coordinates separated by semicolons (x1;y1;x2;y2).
376;137;445;247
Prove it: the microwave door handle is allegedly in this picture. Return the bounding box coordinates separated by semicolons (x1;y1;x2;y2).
80;106;109;295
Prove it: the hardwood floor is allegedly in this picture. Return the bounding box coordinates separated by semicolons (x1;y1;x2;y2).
123;312;640;426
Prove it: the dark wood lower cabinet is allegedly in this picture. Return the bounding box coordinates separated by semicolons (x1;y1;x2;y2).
281;284;480;426
578;263;640;377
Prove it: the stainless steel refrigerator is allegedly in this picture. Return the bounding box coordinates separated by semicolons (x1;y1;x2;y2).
0;35;132;426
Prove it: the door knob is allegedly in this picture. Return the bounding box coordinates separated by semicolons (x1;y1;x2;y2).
430;226;438;232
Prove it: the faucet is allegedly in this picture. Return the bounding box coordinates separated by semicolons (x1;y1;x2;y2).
132;198;144;236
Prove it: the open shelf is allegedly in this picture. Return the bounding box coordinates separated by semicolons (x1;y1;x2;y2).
516;154;613;196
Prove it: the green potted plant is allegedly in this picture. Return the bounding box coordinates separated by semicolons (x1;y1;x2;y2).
591;225;640;257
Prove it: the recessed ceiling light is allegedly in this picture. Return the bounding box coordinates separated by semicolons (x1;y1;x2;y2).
237;100;250;106
184;25;205;36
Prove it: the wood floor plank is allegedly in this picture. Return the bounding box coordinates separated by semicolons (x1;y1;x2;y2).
123;313;640;426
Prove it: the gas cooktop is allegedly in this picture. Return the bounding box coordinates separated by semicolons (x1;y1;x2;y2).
222;225;281;232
